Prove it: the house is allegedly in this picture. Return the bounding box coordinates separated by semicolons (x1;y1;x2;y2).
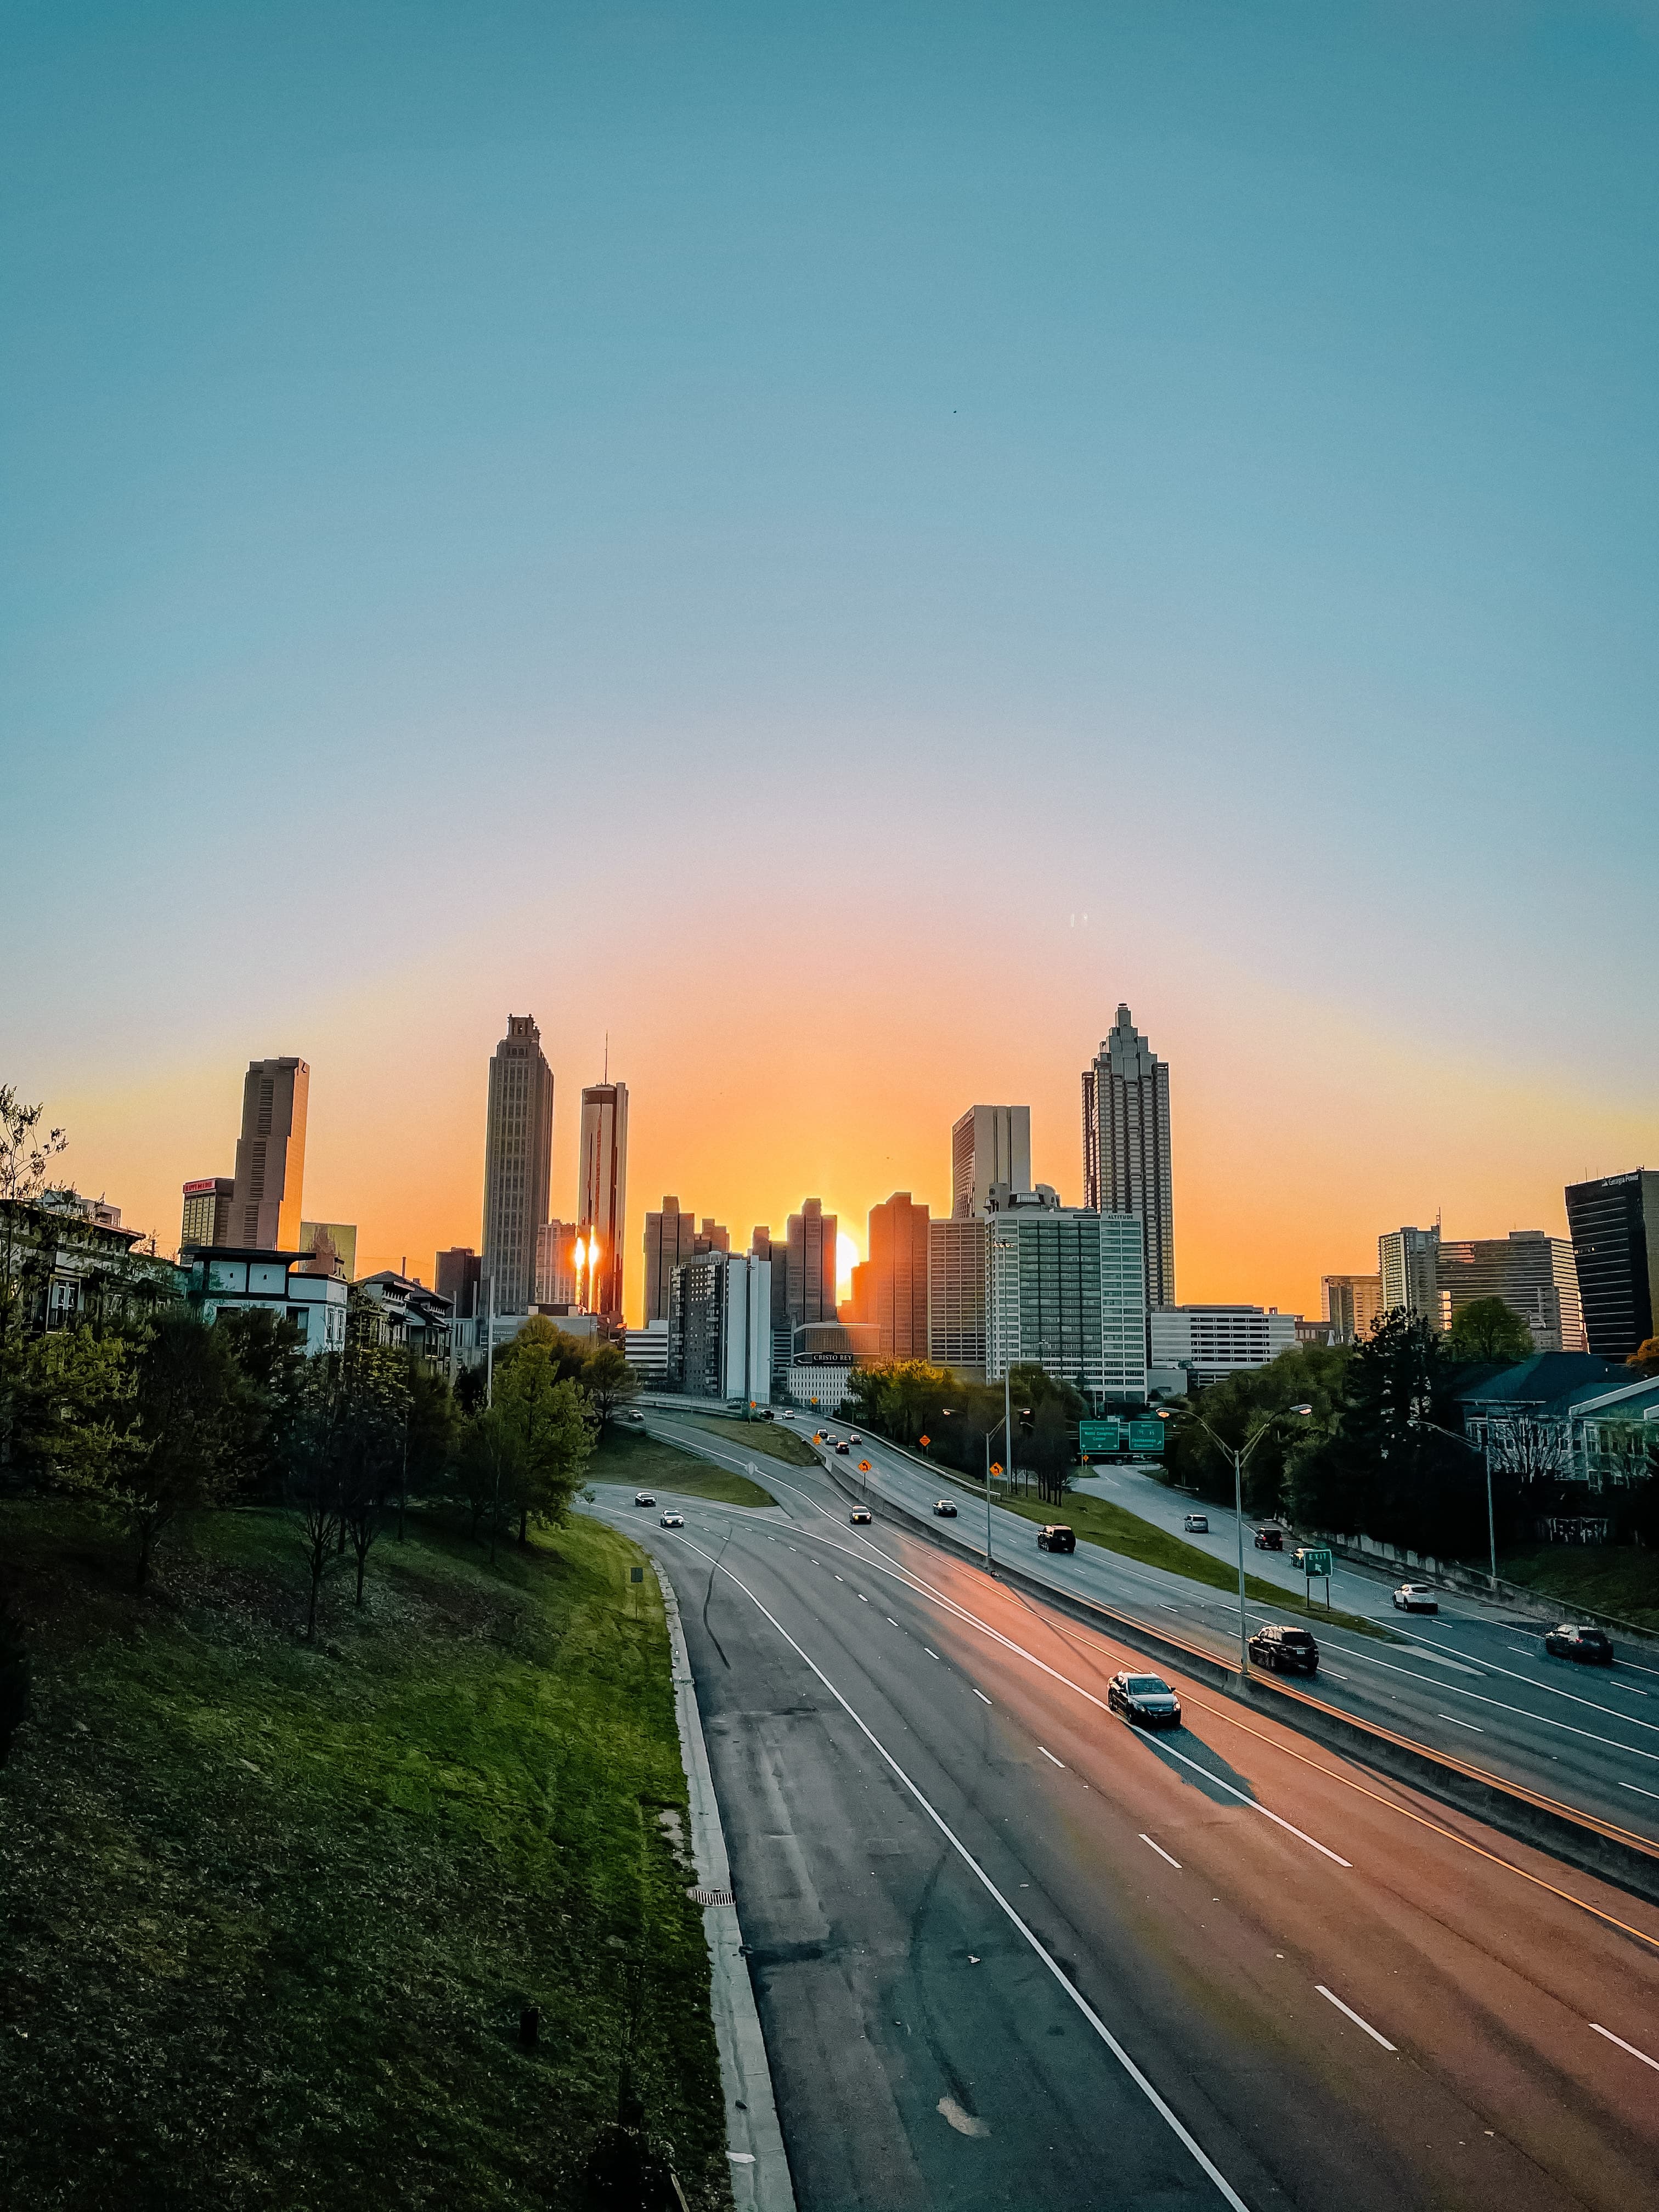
2;1198;183;1338
1455;1352;1651;1486
182;1245;347;1355
355;1272;454;1365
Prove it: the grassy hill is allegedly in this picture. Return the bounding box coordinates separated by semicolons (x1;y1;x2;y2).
0;1499;730;2210
593;1424;776;1505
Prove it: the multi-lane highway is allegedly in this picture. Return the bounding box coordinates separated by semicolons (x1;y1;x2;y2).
647;1407;1659;1853
591;1431;1659;2210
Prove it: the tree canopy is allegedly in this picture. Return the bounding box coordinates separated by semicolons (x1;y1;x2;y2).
1446;1296;1534;1365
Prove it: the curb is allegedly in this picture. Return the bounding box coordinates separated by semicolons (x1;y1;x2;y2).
654;1560;797;2212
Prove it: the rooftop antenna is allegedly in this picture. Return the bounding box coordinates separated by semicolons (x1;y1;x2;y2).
603;1031;609;1082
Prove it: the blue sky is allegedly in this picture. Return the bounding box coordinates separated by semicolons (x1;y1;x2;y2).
4;2;1656;1289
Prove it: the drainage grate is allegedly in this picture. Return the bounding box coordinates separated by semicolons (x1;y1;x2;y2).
687;1885;734;1907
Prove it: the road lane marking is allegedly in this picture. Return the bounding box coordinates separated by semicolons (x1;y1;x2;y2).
1140;1834;1182;1869
859;1593;868;1601
1038;1746;1065;1768
1620;1782;1659;1801
924;1646;940;1658
1610;1683;1647;1696
1332;1647;1659;1764
1437;1713;1485;1732
665;1534;1254;2211
1590;2022;1659;2072
972;1688;992;1705
887;1618;901;1627
1316;1987;1396;2051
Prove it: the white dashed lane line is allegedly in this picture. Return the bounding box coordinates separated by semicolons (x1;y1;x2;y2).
972;1688;992;1706
1038;1746;1065;1769
887;1617;901;1628
1316;1987;1397;2052
1140;1834;1182;1869
1590;2023;1659;2073
1438;1713;1485;1732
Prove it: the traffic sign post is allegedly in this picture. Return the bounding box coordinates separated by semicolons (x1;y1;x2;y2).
1300;1546;1333;1610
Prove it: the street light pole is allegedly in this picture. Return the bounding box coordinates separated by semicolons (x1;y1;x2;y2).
1413;1415;1498;1592
1160;1402;1313;1678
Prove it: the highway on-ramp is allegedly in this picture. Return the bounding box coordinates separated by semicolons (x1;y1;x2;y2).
590;1431;1659;2212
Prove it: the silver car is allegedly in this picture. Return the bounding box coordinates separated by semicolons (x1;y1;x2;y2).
659;1510;685;1528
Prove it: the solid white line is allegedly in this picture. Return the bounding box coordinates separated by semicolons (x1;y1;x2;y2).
1140;1833;1182;1869
670;1534;1253;2210
1590;2022;1659;2073
1437;1713;1485;1733
1038;1746;1065;1768
1316;1986;1397;2051
973;1688;992;1705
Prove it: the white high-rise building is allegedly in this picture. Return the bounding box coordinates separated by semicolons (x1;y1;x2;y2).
668;1251;772;1405
985;1185;1146;1402
577;1079;628;1321
929;1217;988;1380
1149;1306;1300;1387
951;1105;1031;1219
1082;1005;1175;1310
1379;1226;1439;1322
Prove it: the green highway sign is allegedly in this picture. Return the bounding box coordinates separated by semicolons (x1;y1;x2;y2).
1078;1419;1121;1455
1298;1548;1333;1577
1126;1418;1165;1454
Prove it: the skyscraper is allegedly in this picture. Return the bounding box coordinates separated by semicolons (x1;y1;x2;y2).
867;1191;930;1359
929;1217;988;1380
535;1220;578;1307
577;1080;629;1321
1082;1006;1174;1309
180;1176;235;1250
1436;1232;1587;1353
435;1246;482;1320
985;1185;1147;1402
1565;1171;1659;1359
1378;1226;1440;1321
951;1105;1031;1220
645;1198;699;1322
230;1058;309;1250
1322;1273;1384;1344
786;1199;837;1327
481;1014;554;1315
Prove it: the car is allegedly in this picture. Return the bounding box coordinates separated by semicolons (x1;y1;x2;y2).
933;1499;958;1518
1248;1623;1319;1675
1252;1525;1285;1551
1392;1582;1439;1613
1544;1623;1614;1665
849;1506;872;1525
633;1492;657;1508
1182;1511;1209;1533
658;1510;684;1528
836;1441;850;1455
1036;1524;1076;1554
1107;1671;1183;1729
848;1433;862;1444
624;1410;646;1424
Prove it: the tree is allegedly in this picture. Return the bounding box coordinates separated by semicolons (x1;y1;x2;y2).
490;1344;594;1548
7;1325;138;1498
285;1359;348;1640
109;1311;241;1588
336;1344;411;1604
1627;1338;1659;1379
400;1358;459;1534
1169;1345;1348;1516
582;1341;640;1438
0;1086;70;1476
1447;1297;1534;1365
214;1305;307;1499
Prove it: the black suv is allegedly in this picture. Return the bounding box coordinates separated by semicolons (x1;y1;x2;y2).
1249;1623;1319;1675
1544;1624;1613;1666
1037;1525;1076;1554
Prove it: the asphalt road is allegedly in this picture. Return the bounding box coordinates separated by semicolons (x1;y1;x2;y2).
705;1413;1659;1853
592;1429;1659;2212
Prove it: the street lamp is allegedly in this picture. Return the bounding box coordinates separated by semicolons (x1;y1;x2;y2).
1408;1413;1498;1591
1159;1401;1314;1677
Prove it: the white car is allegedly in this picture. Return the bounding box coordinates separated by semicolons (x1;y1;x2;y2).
1392;1582;1439;1613
1182;1512;1209;1533
659;1510;685;1528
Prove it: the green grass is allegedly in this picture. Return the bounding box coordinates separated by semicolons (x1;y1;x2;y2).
592;1425;776;1507
678;1414;820;1469
0;1499;732;2211
1497;1545;1659;1633
991;1490;1396;1638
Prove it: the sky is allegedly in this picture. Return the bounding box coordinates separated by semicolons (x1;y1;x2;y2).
4;1;1656;1325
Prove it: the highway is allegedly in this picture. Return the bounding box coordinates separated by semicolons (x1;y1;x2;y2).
648;1407;1659;1854
589;1431;1659;2211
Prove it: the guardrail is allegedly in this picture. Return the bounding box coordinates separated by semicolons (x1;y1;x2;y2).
811;1448;1659;1914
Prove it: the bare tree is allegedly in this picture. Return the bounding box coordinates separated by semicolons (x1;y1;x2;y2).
1485;1414;1571;1486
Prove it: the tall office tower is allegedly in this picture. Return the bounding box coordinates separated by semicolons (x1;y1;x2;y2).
867;1192;930;1358
1082;1005;1175;1308
750;1227;794;1369
667;1251;773;1404
985;1185;1147;1402
951;1105;1032;1220
644;1198;699;1322
1437;1232;1588;1353
577;1080;629;1320
180;1176;235;1250
929;1218;988;1379
1322;1273;1384;1344
481;1014;554;1314
436;1246;482;1320
535;1220;579;1307
230;1057;309;1249
1565;1171;1659;1358
694;1218;730;1256
1378;1226;1440;1321
785;1198;838;1327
